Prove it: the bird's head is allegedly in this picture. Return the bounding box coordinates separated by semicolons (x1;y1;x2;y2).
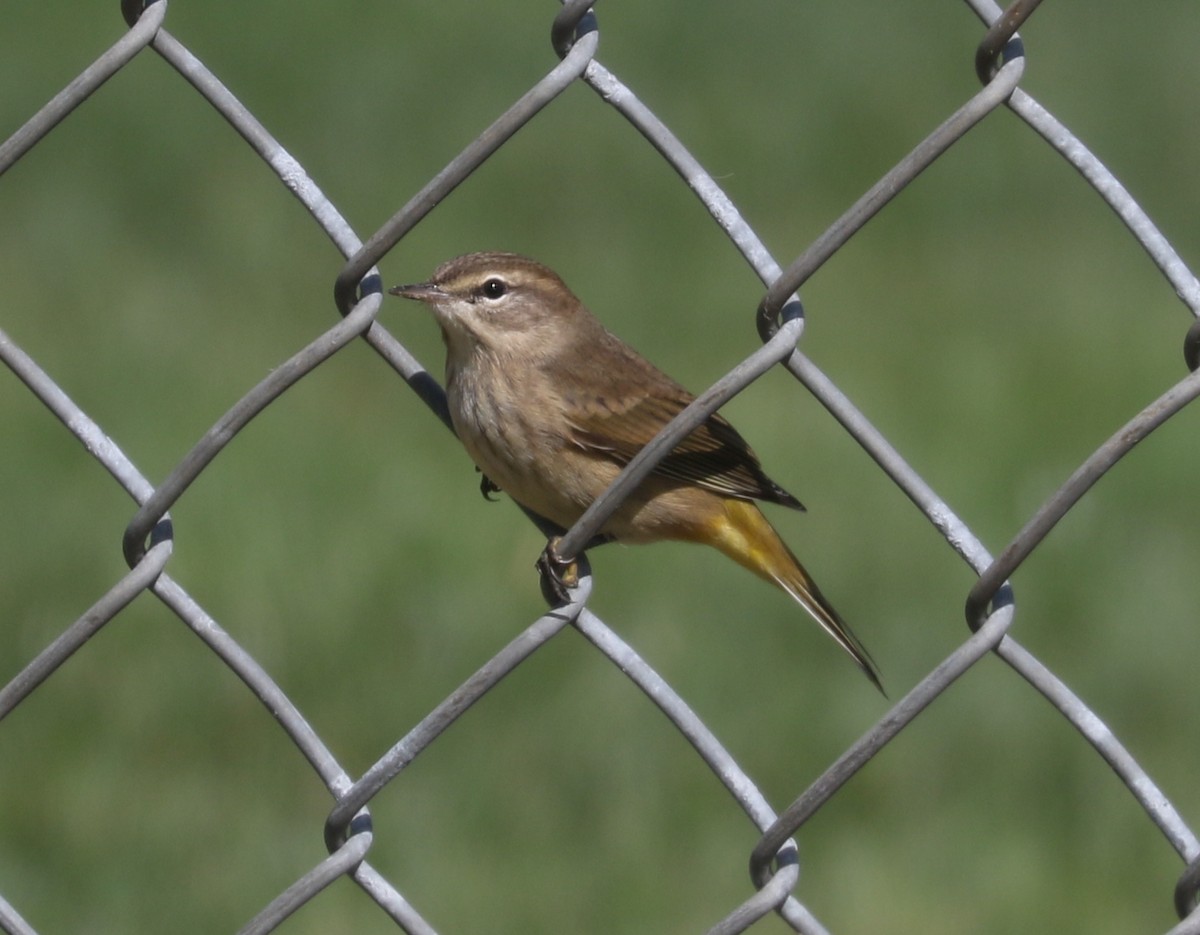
389;252;586;361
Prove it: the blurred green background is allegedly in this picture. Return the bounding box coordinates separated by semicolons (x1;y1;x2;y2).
1;1;1198;932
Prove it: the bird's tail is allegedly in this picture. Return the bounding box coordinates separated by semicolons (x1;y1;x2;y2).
708;498;884;693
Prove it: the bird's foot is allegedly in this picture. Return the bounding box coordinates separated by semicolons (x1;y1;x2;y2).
536;537;579;605
477;470;501;501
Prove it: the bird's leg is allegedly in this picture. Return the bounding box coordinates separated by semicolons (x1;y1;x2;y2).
536;536;579;605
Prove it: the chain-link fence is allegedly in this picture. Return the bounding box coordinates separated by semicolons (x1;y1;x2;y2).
2;1;1198;932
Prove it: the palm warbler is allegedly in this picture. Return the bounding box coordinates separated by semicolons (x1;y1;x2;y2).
390;252;880;689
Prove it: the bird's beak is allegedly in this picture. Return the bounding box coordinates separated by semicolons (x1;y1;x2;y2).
388;281;445;303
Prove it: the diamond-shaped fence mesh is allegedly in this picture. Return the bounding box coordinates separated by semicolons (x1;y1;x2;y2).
2;1;1198;933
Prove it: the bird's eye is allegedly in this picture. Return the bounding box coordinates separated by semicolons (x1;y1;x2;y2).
480;278;507;300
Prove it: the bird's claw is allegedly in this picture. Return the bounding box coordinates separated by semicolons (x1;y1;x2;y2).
536;537;579;605
477;470;501;501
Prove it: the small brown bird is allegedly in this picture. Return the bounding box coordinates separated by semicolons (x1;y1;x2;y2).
389;252;881;689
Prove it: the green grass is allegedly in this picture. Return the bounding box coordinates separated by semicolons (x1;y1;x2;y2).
1;2;1198;933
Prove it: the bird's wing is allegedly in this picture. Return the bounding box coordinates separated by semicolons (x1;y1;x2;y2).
557;336;804;511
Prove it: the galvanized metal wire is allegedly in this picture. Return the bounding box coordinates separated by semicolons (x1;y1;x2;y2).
1;1;1198;932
